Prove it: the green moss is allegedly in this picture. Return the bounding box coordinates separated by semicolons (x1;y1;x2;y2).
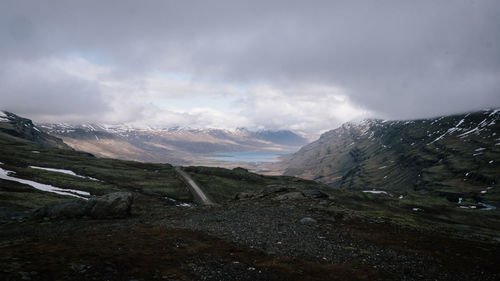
0;133;192;208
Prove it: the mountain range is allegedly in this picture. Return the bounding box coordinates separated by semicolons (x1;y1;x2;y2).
37;122;309;165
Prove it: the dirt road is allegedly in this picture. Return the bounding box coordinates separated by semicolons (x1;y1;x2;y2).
175;166;214;205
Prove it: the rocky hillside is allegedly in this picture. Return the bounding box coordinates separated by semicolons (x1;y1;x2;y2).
285;109;499;199
0;111;69;149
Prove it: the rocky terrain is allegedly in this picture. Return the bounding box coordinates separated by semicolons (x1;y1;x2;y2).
1;111;499;280
1;188;499;281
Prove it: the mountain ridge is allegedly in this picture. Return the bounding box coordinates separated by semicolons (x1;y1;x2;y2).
284;109;499;203
0;111;70;149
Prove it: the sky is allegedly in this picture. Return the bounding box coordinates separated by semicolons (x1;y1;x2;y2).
1;0;499;134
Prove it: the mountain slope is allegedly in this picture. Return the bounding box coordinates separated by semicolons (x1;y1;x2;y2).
284;109;499;201
0;111;70;149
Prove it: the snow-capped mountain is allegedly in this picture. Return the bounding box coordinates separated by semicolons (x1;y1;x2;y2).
37;122;309;165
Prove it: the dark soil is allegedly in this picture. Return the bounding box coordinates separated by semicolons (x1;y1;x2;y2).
1;194;499;281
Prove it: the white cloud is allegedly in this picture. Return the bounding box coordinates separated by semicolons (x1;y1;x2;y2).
1;55;368;133
239;84;370;134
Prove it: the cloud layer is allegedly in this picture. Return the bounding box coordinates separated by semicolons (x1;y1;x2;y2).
1;0;499;133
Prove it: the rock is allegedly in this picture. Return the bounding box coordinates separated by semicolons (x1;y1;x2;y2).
299;217;317;224
31;192;133;219
235;192;254;200
274;192;304;201
32;199;87;219
87;192;133;219
301;189;328;199
266;185;288;192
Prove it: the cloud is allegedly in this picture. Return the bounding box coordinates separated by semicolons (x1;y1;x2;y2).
239;84;369;133
0;57;109;122
0;0;499;132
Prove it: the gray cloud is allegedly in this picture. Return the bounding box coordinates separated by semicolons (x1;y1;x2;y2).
0;0;499;130
0;59;109;121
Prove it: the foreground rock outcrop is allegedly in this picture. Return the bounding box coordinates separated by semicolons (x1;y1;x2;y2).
32;192;133;219
87;192;134;219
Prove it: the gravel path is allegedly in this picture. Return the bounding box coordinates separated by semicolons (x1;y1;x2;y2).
175;167;214;205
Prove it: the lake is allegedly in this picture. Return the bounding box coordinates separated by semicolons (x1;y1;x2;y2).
208;150;296;163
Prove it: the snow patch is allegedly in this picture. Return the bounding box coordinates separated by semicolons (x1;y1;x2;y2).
459;127;481;138
363;190;388;194
478;202;496;211
164;196;192;207
489;109;500;116
0;167;89;199
29;166;100;181
428;118;466;144
460;203;496;211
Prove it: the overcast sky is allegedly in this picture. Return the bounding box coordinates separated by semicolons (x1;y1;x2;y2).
1;0;499;134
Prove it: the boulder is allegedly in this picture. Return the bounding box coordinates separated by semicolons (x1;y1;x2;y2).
235;192;254;200
265;185;292;193
300;217;317;224
87;192;133;219
274;192;304;201
301;189;329;199
32;199;87;219
31;192;133;219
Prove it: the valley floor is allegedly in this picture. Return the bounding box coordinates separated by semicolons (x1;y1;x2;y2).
1;194;499;281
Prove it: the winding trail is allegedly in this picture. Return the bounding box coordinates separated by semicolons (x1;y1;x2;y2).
174;167;214;205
